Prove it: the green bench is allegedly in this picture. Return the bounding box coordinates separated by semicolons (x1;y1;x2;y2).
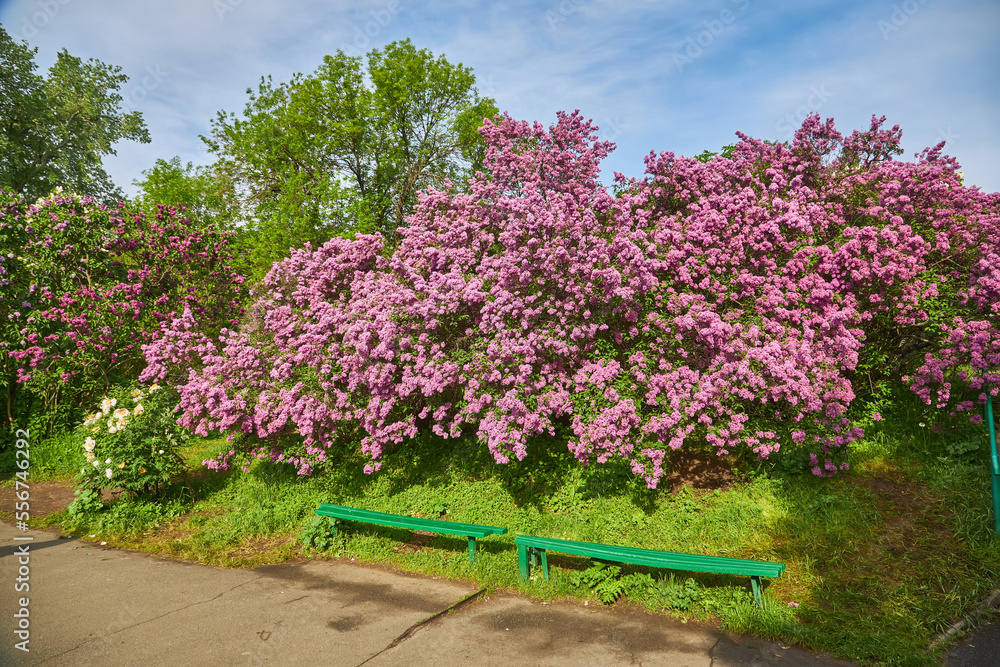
314;504;507;564
515;535;785;605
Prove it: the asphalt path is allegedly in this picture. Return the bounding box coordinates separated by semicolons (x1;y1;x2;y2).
0;521;995;666
945;618;1000;667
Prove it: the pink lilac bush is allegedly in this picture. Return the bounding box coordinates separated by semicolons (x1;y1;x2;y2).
1;189;244;414
143;112;999;486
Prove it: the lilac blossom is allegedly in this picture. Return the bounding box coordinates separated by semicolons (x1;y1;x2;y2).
144;112;999;487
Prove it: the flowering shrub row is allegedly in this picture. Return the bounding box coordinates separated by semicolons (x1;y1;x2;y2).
142;111;1000;486
1;188;245;432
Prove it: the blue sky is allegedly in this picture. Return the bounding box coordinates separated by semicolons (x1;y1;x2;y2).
2;0;998;195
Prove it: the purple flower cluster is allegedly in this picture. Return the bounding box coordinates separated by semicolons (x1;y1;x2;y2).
144;112;999;487
1;191;244;400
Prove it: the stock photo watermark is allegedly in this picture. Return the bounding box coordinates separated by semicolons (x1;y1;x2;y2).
937;126;959;145
214;0;243;21
774;84;833;140
672;0;752;73
545;0;587;31
122;65;169;111
339;0;403;57
877;0;931;40
12;428;32;653
598;116;628;143
12;0;72;41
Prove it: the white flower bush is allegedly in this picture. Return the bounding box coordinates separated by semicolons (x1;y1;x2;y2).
74;382;188;497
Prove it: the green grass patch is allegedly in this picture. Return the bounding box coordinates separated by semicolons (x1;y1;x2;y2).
22;428;86;481
51;396;1000;667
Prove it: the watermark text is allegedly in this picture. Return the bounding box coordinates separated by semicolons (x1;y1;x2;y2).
12;428;32;653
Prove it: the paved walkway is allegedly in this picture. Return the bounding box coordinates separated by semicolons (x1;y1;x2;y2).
0;522;869;667
3;520;997;666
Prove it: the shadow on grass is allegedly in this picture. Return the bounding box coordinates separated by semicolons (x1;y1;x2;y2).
316;428;669;517
754;387;1000;665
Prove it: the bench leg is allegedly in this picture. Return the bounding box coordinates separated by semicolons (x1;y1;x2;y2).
539;549;549;580
518;544;530;580
467;537;476;564
750;576;762;606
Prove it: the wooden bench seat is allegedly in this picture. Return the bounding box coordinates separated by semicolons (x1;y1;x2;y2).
515;534;785;605
315;504;507;563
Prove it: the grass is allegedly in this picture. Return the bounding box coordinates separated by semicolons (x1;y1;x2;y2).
21;389;1000;667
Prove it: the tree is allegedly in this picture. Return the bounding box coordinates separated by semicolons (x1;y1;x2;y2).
0;25;150;203
132;156;241;231
202;38;498;281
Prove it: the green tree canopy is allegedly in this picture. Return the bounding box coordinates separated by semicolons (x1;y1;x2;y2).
132;156;241;231
0;25;150;202
202;38;498;280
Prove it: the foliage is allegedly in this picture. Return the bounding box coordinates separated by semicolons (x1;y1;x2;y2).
145;111;999;487
568;564;704;609
0;25;150;203
693;143;738;163
74;382;188;496
298;515;342;552
61;491;188;535
570;562;624;604
131;156;241;231
655;573;702;610
202;38;498;280
0;187;245;440
67;488;103;516
568;562;666;605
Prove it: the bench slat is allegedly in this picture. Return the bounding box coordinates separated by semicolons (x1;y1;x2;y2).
317;505;506;537
315;504;507;564
514;535;784;605
516;535;784;577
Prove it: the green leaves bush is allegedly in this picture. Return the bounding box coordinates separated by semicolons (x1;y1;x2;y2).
298;515;342;552
74;382;188;497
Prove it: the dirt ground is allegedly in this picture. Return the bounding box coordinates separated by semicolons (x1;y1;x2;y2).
661;448;738;492
0;480;76;520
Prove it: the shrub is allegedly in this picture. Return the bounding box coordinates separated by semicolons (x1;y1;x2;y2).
143;112;999;486
73;382;188;497
0;188;245;443
298;515;341;552
67;488;104;516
